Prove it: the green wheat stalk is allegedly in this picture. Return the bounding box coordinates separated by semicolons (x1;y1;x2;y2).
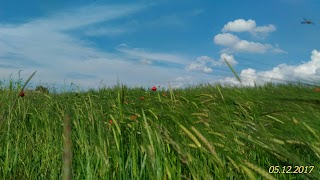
224;58;242;84
9;71;37;115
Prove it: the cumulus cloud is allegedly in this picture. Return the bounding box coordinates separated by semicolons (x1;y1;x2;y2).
220;53;237;66
234;40;272;53
186;56;214;73
252;24;276;34
222;19;276;37
214;33;283;53
218;50;320;86
186;53;237;73
215;19;284;54
222;19;256;32
214;33;240;46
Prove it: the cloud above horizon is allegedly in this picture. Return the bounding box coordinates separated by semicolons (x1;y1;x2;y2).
214;33;284;53
222;19;276;37
0;4;148;71
209;18;320;88
186;53;237;73
213;19;285;54
218;49;320;86
0;3;195;89
0;3;317;91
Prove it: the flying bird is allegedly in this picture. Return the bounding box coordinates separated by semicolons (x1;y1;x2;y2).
301;18;314;24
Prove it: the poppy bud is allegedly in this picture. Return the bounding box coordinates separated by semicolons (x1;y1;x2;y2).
151;86;157;91
19;91;25;97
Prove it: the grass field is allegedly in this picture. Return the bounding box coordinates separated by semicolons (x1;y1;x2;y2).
0;78;320;179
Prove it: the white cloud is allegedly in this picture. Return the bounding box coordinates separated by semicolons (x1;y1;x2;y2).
186;56;214;73
214;33;283;54
222;19;276;37
239;68;257;86
222;19;256;32
214;33;240;46
272;48;287;54
215;19;283;54
168;76;194;89
218;50;320;86
0;4;148;71
0;4;199;90
220;53;237;66
186;53;237;73
234;40;272;53
116;46;188;64
33;4;148;31
252;24;276;34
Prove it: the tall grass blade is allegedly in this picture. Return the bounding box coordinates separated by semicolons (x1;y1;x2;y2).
224;58;242;84
190;126;223;167
215;85;225;103
139;154;147;179
63;115;73;180
168;82;176;103
241;164;257;180
244;161;276;180
142;109;155;154
302;122;320;140
177;123;201;148
265;115;284;124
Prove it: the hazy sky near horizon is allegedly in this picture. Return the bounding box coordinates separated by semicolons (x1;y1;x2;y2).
0;0;320;90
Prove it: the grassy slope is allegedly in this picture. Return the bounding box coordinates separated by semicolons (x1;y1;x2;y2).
0;83;319;179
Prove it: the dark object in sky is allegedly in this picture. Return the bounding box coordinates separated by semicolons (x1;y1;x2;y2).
301;18;314;24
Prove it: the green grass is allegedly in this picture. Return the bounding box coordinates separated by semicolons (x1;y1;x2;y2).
0;80;319;179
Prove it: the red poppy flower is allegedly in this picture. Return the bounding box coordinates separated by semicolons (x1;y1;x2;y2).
151;86;157;91
19;91;25;97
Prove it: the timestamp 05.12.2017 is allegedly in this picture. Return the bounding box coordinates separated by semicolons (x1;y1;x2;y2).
269;166;314;174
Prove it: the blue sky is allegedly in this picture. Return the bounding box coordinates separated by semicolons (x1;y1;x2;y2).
0;0;319;90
